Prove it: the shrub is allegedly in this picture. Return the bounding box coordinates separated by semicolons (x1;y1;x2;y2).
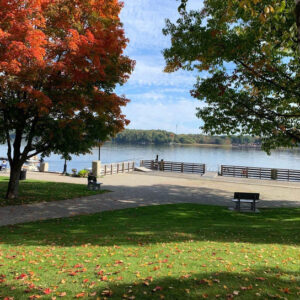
77;170;89;178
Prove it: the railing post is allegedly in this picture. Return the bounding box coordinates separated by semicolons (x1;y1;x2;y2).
181;163;183;173
221;165;223;176
117;163;119;174
104;165;107;175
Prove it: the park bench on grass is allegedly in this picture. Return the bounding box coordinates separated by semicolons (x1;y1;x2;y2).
232;192;260;212
87;175;102;191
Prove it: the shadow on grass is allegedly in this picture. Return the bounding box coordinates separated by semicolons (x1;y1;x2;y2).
0;267;299;299
0;204;299;247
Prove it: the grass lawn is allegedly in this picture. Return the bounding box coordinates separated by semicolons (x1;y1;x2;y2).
0;205;299;299
0;176;107;206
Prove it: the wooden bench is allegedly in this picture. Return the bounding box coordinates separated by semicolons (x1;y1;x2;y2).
232;192;260;212
87;175;102;191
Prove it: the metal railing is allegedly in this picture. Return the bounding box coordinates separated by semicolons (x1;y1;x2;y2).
140;160;206;175
220;165;300;182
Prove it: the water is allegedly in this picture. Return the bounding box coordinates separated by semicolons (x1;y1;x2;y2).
0;144;299;173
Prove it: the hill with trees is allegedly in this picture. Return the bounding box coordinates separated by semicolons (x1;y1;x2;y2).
112;130;261;146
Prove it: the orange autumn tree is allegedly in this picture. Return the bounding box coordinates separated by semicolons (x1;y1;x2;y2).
0;0;135;201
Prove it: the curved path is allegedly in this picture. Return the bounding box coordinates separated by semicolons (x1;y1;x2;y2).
0;171;299;226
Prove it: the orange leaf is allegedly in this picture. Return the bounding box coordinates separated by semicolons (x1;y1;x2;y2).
75;292;85;298
43;288;52;295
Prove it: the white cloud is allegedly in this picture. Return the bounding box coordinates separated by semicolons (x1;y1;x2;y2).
122;98;204;134
127;59;196;87
121;0;203;53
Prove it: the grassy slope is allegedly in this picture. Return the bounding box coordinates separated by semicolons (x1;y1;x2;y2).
0;204;299;299
0;177;106;206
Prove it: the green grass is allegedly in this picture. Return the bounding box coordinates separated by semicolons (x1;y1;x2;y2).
0;176;107;206
0;204;299;299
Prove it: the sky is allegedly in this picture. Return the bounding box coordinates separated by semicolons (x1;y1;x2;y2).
116;0;204;134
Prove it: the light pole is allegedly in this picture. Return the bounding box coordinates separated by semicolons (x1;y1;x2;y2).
98;140;101;161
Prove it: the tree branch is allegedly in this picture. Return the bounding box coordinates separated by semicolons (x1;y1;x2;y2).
27;144;51;159
21;115;39;161
2;112;12;163
236;59;300;98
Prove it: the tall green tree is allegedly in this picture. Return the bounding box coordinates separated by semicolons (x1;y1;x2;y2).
163;0;300;152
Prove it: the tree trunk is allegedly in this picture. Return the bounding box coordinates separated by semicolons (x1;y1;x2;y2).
63;159;67;174
5;162;22;201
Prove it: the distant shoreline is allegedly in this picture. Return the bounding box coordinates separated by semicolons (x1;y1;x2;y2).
107;142;300;152
108;142;260;149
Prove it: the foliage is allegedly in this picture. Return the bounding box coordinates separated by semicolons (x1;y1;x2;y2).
0;0;134;200
112;129;260;146
0;204;299;299
77;169;89;178
163;0;300;153
0;177;106;206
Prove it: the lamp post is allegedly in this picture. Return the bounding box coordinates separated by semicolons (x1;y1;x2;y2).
98;140;101;161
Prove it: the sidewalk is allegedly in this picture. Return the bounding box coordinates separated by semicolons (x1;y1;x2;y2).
0;171;299;226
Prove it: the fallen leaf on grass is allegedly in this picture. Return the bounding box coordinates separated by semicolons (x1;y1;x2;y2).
101;289;113;297
280;287;291;294
29;296;41;299
16;273;27;280
153;286;163;292
75;292;85;298
100;275;108;281
58;292;66;297
43;288;52;295
255;277;266;281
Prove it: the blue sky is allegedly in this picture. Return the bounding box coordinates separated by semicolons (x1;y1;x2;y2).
116;0;203;134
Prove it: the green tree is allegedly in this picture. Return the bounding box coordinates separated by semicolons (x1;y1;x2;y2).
163;0;300;152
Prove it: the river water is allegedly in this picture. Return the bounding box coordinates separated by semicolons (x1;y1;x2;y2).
0;144;299;173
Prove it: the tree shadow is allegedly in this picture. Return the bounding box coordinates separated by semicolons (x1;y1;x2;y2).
92;267;300;299
0;203;299;247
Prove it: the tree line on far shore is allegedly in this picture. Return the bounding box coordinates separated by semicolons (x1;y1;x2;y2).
111;130;261;146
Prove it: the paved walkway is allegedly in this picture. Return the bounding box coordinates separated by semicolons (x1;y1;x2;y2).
0;171;299;226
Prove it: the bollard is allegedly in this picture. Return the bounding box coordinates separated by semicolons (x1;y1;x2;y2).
39;162;49;172
92;161;101;177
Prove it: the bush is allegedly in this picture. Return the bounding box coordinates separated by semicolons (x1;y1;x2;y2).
77;170;89;178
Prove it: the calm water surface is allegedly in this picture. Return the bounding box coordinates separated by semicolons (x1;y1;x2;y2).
0;144;299;173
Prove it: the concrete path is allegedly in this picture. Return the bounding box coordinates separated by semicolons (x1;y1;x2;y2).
0;171;299;226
